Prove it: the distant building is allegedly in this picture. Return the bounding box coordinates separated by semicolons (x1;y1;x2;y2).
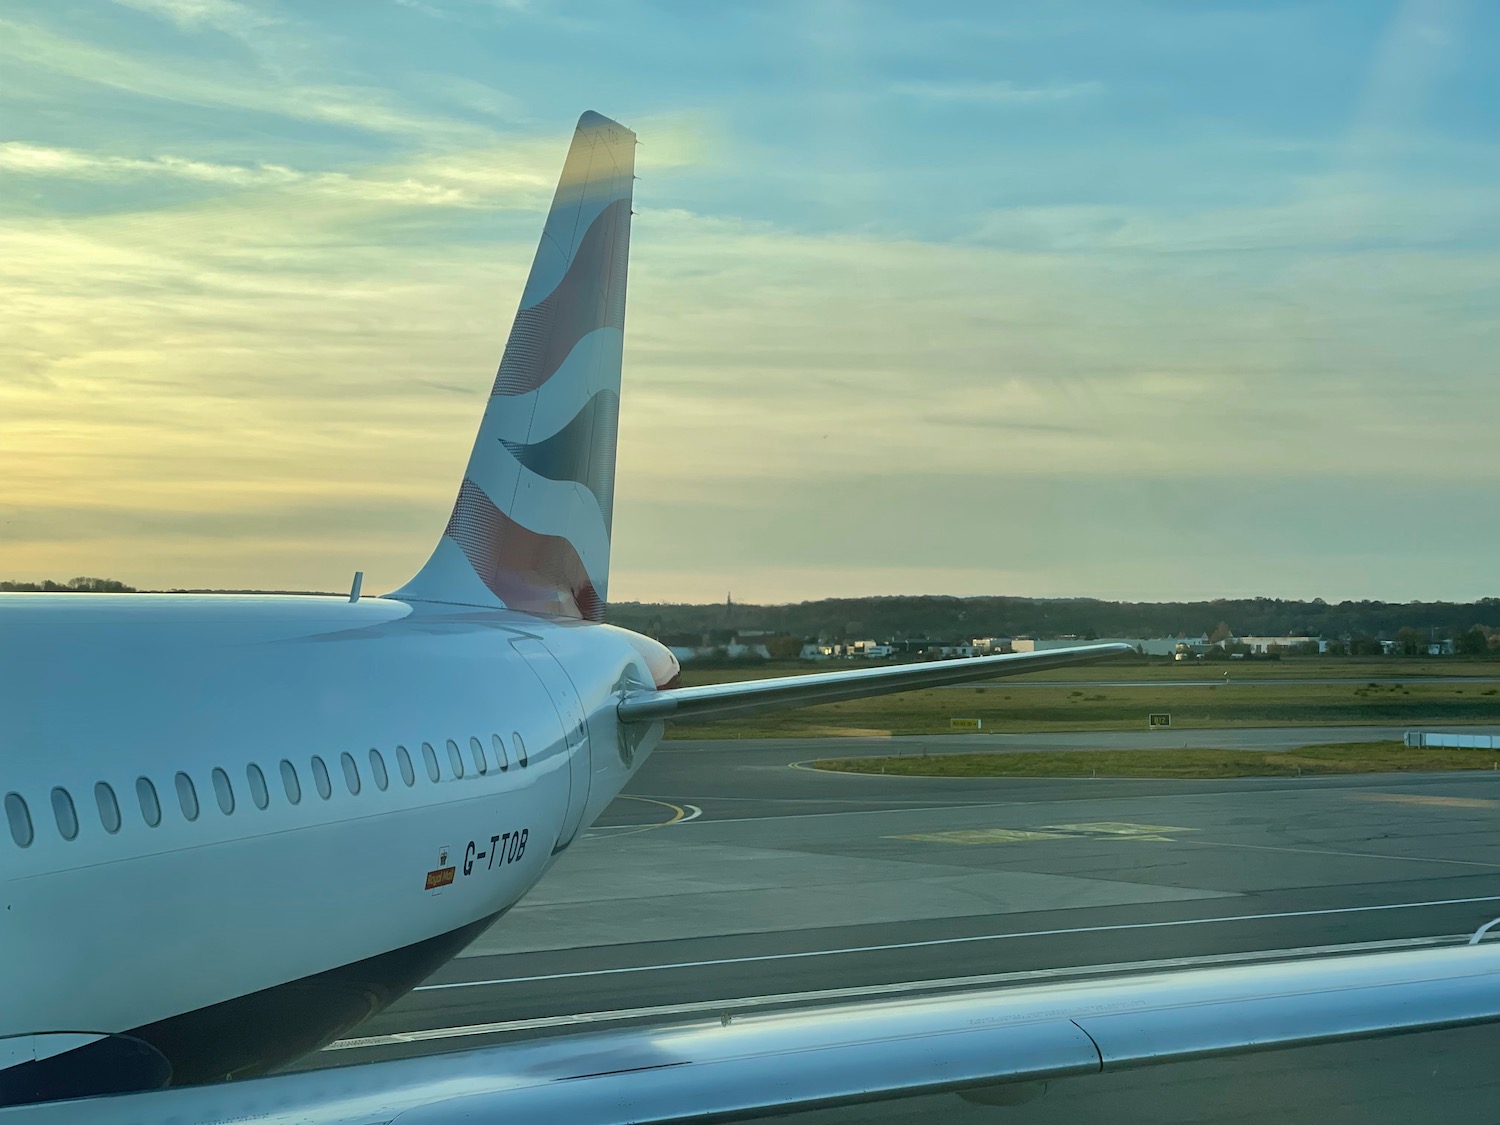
1017;637;1179;657
670;636;772;662
1234;636;1325;654
925;643;975;658
810;640;895;659
972;637;1015;655
1378;638;1455;656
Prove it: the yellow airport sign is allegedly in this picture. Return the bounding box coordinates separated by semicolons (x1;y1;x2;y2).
950;717;982;730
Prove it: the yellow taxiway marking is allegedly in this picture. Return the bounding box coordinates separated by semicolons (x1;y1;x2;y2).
1040;821;1197;841
890;829;1069;845
888;821;1197;845
588;795;688;837
1356;793;1499;810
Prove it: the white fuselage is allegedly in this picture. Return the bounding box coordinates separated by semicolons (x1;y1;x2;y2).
0;593;667;1082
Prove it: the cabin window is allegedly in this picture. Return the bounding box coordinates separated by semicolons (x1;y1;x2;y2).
247;763;270;810
280;760;302;805
369;749;389;791
421;742;440;783
470;736;488;775
396;745;416;787
311;756;333;800
95;782;121;834
341;752;361;795
211;768;235;815
175;773;199;821
51;788;79;840
446;739;465;779
492;733;509;771
5;792;33;848
136;778;161;827
51;787;79;841
512;731;528;768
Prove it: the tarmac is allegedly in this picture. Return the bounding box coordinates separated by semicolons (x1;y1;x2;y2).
308;730;1500;1122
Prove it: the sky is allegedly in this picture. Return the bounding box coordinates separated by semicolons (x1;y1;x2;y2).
2;0;1497;603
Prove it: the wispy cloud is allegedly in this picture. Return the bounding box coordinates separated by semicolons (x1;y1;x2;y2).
0;141;302;185
891;79;1102;104
0;140;564;208
111;0;273;35
0;16;492;142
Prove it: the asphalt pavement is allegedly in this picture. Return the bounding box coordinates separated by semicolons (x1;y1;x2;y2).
305;730;1500;1122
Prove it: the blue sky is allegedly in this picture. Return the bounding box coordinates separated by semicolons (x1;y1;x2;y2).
2;0;1497;601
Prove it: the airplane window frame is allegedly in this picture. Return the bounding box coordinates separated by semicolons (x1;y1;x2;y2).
5;792;33;848
395;745;416;787
446;739;465;779
421;742;440;783
311;756;333;800
280;759;302;805
211;767;235;815
369;748;389;791
95;781;122;834
469;735;488;775
247;763;270;810
492;733;509;772
51;787;79;841
341;751;361;796
175;772;199;822
512;731;528;768
136;777;161;828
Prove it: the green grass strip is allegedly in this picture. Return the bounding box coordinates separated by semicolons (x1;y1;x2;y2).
811;742;1500;779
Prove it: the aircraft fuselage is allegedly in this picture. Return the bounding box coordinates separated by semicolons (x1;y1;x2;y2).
0;592;669;1086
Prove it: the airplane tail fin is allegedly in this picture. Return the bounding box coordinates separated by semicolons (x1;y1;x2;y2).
393;111;635;619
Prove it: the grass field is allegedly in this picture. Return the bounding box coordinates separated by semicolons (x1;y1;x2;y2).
665;658;1500;740
679;658;1500;687
811;742;1500;779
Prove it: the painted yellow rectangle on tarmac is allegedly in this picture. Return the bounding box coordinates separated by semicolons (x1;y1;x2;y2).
888;828;1068;845
1357;793;1499;809
892;822;1199;845
1040;822;1197;841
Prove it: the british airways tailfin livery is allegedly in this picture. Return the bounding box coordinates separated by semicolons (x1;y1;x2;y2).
0;112;1134;1109
395;110;634;620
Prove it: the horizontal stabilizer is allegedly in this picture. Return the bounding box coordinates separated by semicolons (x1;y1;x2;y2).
616;642;1133;724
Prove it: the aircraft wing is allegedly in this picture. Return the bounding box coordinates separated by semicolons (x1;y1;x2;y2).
617;641;1135;723
20;942;1500;1123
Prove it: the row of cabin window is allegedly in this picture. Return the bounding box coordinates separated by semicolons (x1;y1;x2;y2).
2;733;529;849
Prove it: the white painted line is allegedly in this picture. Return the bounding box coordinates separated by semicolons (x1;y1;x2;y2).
1189;838;1500;870
676;779;1500;826
417;893;1500;992
680;804;703;823
336;934;1458;1051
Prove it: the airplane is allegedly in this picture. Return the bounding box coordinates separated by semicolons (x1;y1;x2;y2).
2;111;1498;1123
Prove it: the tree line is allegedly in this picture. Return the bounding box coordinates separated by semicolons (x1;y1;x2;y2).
5;581;1494;653
0;577;136;593
606;595;1500;647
